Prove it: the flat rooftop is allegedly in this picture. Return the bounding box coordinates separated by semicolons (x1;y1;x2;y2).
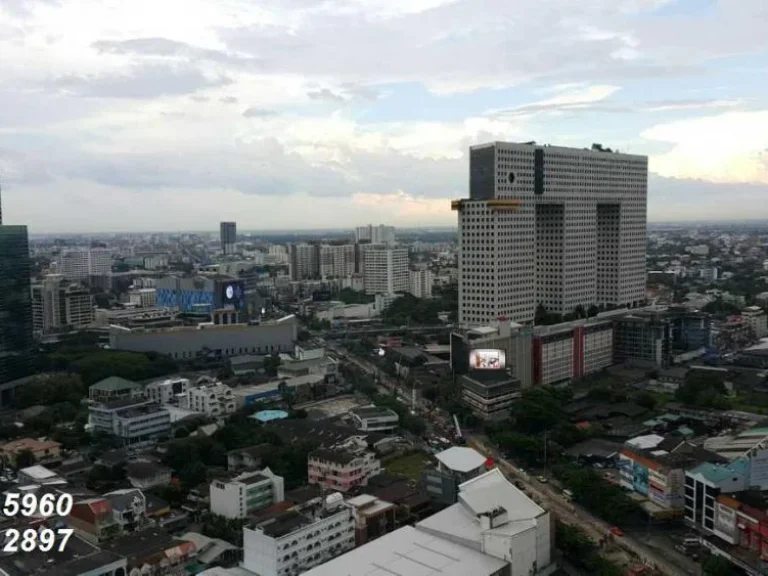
435;447;487;473
301;525;507;576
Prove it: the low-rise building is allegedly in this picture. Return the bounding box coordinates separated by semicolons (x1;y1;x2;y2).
349;405;399;433
743;306;768;339
227;444;273;472
618;435;726;517
460;371;522;421
685;459;750;533
0;438;61;467
242;493;355;576
89;399;171;447
423;446;489;506
179;381;236;417
103;488;148;534
89;376;145;403
210;468;285;519
144;377;190;404
126;461;173;490
305;467;553;576
346;494;398;546
308;447;382;493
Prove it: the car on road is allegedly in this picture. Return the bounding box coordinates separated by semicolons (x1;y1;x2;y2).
609;526;624;537
536;475;548;483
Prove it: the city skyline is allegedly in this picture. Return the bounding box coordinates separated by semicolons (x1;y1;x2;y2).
1;0;768;233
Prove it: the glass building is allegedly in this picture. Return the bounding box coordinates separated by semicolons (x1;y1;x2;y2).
0;225;34;394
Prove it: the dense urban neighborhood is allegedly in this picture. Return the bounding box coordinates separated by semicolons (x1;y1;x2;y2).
5;146;768;576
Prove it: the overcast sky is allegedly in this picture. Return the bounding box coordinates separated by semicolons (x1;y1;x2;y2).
1;0;768;233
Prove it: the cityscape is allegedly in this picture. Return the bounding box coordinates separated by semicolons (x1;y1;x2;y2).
2;2;768;576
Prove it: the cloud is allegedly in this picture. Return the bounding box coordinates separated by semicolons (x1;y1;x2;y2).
49;64;232;99
488;85;621;118
643;110;768;184
242;107;278;118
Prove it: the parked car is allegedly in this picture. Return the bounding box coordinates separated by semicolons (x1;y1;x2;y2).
537;475;548;483
609;526;625;537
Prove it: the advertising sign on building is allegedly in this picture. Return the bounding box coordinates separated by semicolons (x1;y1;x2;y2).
633;461;649;495
713;501;739;544
469;349;506;370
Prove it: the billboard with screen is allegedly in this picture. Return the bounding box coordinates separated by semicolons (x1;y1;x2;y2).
220;280;245;310
469;349;506;370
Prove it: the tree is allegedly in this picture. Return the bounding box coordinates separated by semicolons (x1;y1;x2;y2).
703;555;737;576
676;370;729;408
634;391;658;410
263;354;282;377
587;304;599;318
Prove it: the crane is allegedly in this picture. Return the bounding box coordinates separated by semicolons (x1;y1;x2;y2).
452;414;466;444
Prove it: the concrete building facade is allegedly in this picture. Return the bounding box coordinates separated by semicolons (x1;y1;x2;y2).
363;246;409;295
58;248;112;280
409;269;434;298
454;141;647;326
210;468;285;519
220;221;237;255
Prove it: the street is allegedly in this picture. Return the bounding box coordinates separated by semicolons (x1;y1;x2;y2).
336;343;701;576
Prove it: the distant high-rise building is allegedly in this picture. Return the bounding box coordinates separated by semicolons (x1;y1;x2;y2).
319;244;356;279
355;224;396;246
58;248;112;280
0;225;34;391
30;275;94;337
454;141;647;326
364;246;409;295
289;243;320;281
409;269;434;299
220;221;237;255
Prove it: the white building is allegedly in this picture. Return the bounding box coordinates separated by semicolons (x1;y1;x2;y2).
742;306;768;338
700;267;719;283
179;381;236;417
58;248;113;280
210;468;285;519
409;269;434;298
30;275;94;336
143;254;169;270
242;493;355;576
363;246;408;295
88;400;171;447
305;468;553;576
319;244;356;279
349;406;399;432
355;224;396;246
144;377;190;404
454;141;647;326
129;288;157;308
308;445;382;493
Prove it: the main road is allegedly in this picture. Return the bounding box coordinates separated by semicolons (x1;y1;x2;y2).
337;343;698;576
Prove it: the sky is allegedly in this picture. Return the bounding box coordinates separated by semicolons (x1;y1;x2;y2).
1;0;768;233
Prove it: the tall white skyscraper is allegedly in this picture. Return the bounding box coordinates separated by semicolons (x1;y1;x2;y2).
454;141;647;326
363;246;409;295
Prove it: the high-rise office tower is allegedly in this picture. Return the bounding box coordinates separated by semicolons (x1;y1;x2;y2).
220;221;237;255
454;142;647;326
0;225;34;390
363;246;409;295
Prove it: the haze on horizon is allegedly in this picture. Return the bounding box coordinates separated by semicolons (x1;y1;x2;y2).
1;0;768;234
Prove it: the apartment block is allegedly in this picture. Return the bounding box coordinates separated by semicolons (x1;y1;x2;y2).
454;141;647;326
290;243;320;280
363;246;409;295
533;318;614;385
58;247;112;280
308;447;382;493
355;224;396;246
319;244;356;278
242;493;355;576
409;269;434;298
179;381;236;417
743;306;768;339
31;275;94;336
144;377;190;404
220;221;237;255
210;468;285;519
